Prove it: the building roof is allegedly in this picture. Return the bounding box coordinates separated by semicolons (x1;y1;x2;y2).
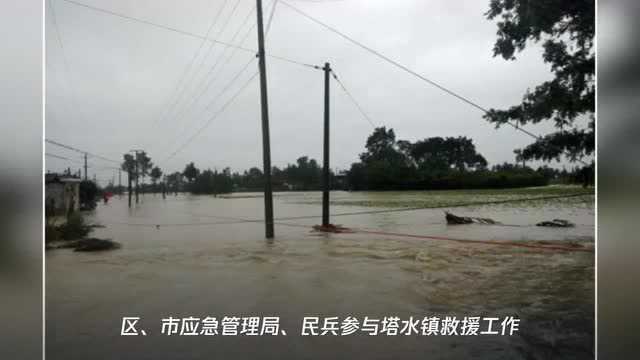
45;173;82;184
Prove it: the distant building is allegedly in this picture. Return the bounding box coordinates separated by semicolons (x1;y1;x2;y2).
45;173;81;216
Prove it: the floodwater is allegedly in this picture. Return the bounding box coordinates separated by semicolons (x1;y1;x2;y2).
46;189;595;359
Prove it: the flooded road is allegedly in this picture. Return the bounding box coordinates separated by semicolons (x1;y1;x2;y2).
46;189;594;359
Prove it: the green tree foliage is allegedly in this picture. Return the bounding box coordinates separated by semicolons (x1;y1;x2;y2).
121;154;136;175
484;0;595;162
135;151;153;184
190;168;233;195
79;180;99;210
121;152;153;185
121;153;136;201
182;162;199;183
281;156;323;190
235;167;264;190
166;171;183;193
347;127;549;190
408;136;488;173
349;127;416;190
150;166;162;186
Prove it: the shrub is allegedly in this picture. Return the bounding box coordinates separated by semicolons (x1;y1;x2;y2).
57;213;92;241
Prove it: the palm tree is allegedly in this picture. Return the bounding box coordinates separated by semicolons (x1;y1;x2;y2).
121;154;136;207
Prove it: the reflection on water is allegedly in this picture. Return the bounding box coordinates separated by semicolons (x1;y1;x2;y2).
46;190;594;360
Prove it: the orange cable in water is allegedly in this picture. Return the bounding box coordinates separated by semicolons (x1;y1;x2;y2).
277;222;593;253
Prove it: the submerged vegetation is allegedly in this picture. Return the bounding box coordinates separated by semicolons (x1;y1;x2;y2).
45;213;119;251
296;185;594;209
46;213;93;243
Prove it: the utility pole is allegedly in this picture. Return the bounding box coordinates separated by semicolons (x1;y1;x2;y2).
130;149;143;205
83;153;88;181
162;175;166;200
256;0;274;239
118;169;122;196
127;168;132;208
322;62;331;227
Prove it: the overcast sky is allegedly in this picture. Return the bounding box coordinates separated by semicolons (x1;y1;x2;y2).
44;0;577;185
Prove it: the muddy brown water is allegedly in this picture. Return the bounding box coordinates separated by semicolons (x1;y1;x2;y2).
46;190;594;359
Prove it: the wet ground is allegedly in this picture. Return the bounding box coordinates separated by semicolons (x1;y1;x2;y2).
46;188;594;359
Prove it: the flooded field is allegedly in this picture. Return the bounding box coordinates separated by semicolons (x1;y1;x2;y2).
46;187;594;359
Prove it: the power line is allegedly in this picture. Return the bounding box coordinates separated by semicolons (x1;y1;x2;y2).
279;0;493;112
162;56;258;157
165;2;256;140
45;152;87;167
104;198;593;253
59;0;318;71
150;0;231;129
265;0;279;36
45;153;120;171
268;53;321;70
278;0;589;165
45;152;71;161
166;0;244;126
48;0;87;126
189;192;593;222
330;69;376;128
163;70;260;162
45;139;120;164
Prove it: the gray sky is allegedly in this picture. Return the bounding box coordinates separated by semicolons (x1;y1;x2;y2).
44;0;577;185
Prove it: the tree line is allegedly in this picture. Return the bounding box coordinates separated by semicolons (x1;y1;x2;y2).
346;127;592;191
163;156;342;195
108;126;592;201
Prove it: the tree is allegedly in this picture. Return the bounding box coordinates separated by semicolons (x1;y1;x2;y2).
121;153;136;207
350;127;416;190
345;128;552;190
241;167;263;189
484;0;594;162
150;166;163;192
166;171;183;194
135;151;153;188
283;156;322;190
79;180;99;210
183;162;199;183
404;136;487;173
360;127;405;164
190;168;234;195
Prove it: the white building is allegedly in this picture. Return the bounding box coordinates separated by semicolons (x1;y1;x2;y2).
45;173;81;216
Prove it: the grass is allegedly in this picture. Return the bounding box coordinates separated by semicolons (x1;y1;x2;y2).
294;185;595;209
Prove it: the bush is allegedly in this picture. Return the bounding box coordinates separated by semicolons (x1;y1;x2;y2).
45;223;61;243
57;213;92;241
80;180;99;210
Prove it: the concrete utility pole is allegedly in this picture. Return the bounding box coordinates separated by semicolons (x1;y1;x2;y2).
255;0;274;239
83;153;88;180
322;62;331;227
118;169;122;196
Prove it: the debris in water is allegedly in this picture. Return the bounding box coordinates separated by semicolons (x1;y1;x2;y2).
445;211;500;225
46;238;121;251
74;238;121;252
536;219;575;228
312;224;354;233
